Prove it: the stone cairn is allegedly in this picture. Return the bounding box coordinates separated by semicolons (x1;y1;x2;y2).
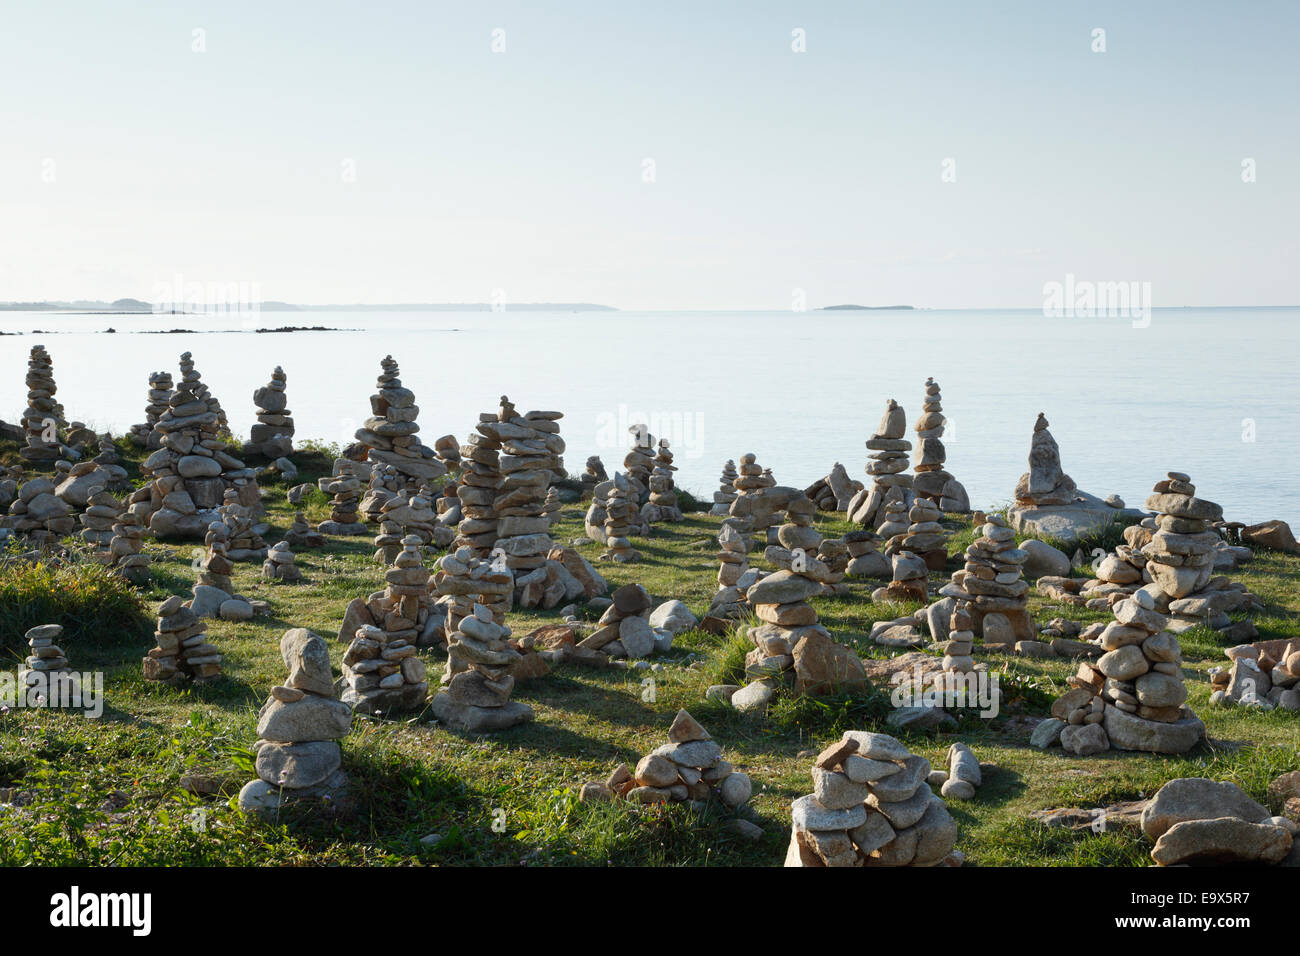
623;428;656;507
1137;473;1254;634
844;529;889;579
143;595;222;684
18;624;71;694
317;472;366;536
19;345;73;463
238;629;351;816
340;535;430;714
1045;592;1204;755
599;473;641;563
359;463;404;523
262;541;303;583
706;520;754;624
453;404;506;558
848;399;912;530
884;497;948;572
0;476;75;542
79;488;123;547
873;550;929;604
107;503;150;584
542;486;562;527
372;489;437;563
934;742;982;801
284;511;324;549
786;731;957;867
1013;412;1076;506
805;462;862;513
433;434;461;470
242;366;295;460
199;522;235;595
1210;640;1300;712
353;355;447;489
642;439;683;523
492;399;565;575
581;710;752;808
434;546;515;641
710;460;739;515
431;602;535;731
137;352;258;539
912;377;970;513
570;583;668;661
938;600;977;675
731;453;779;540
218;488;268;560
579;455;607;501
932;513;1032;647
129;371;173;449
435;478;462;528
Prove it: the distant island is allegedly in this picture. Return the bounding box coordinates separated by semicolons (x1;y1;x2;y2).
0;300;618;313
818;304;915;311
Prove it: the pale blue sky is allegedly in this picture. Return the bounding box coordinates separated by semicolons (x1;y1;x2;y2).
1;0;1295;309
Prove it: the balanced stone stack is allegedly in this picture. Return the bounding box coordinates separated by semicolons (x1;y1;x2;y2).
359;463;404;522
0;476;75;542
371;489;438;563
353;356;447;488
939;600;977;674
844;529;890;578
199;522;235;595
933;513;1032;646
912;377;969;513
542;486;561;526
435;478;462;526
453;404;507;558
888;498;948;571
876;499;910;540
571;583;671;662
262;541;303;583
340;536;430;714
138;352;259;539
848;399;912;530
284;511;325;549
242;366;294;460
79;488;124;547
642;440;683;523
433;434;461;470
492;399;565;573
238;628;351;816
434;546;515;641
935;742;982;800
107;504;150;584
599;473;640;562
873;550;929;604
431;602;535;731
623;429;656;507
581;710;752;808
129;371;173;449
143;595;222;684
218;488;268;561
1140;473;1254;633
19;345;73;463
731;453;779;538
1015;413;1076;505
88;437;131;492
710;460;739;515
786;731;957;867
317;472;367;536
579;455;607;500
18;623;72;693
1048;592;1204;755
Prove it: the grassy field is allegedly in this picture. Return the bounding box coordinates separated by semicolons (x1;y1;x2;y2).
1;441;1298;867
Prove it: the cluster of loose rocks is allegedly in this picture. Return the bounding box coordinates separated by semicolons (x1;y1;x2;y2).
0;475;75;542
581;710;752;808
805;462;861;513
1141;778;1296;866
143;595;222;684
570;583;669;661
786;732;958;867
239;629;351;816
1209;639;1300;711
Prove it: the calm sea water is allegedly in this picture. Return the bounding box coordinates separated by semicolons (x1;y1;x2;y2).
2;307;1297;527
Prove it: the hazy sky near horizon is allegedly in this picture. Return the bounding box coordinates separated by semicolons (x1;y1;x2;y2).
2;1;1296;310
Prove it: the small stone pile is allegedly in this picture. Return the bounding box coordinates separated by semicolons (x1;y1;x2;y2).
359;463;404;522
912;377;970;513
434;546;515;639
706;521;754;623
79;488;124;547
1044;592;1204;755
1137;473;1255;634
85;438;130;492
138;352;258;539
886;497;948;571
18;624;71;693
262;541;303;583
107;504;150;584
433;434;461;470
353;355;447;488
435;478;462;526
581;710;752;808
1209;640;1300;712
573;584;668;661
932;513;1032;647
0;476;75;542
542;486;561;526
238;628;351;817
580;455;607;500
848;399;912;529
198;522;235;594
283;511;325;549
143;595;222;684
844;529;890;578
599;473;640;562
317;471;367;536
710;460;739;515
217;488;268;560
340;536;430;714
453;405;506;558
431;602;535;731
19;345;73;463
937;600;977;674
933;742;982;800
872;550;929;604
805;462;862;513
242;366;295;460
372;489;437;563
786;731;958;867
129;371;174;449
1014;412;1077;506
622;429;656;507
642;440;683;522
731;453;780;539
